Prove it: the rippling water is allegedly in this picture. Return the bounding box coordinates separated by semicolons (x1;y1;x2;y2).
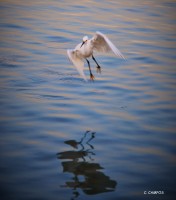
0;0;176;200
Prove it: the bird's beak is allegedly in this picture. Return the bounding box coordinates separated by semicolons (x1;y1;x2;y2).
81;41;85;48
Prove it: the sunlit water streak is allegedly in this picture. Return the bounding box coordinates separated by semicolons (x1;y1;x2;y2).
0;0;176;200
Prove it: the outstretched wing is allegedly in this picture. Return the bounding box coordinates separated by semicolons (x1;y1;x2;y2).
67;49;87;81
92;31;125;59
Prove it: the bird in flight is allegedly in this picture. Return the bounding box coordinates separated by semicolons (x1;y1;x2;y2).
67;31;125;81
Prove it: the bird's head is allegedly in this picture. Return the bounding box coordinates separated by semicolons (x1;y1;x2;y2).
81;36;88;48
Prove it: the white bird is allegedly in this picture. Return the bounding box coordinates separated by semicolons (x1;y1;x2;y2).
67;31;125;81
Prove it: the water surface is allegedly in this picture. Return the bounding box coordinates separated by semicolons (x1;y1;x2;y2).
0;0;176;200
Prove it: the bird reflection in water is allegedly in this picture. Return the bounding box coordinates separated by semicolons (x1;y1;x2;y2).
57;130;117;200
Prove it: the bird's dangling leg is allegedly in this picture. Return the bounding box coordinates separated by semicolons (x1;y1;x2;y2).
92;55;101;74
86;59;95;81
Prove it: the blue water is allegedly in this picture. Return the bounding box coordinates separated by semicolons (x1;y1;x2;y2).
0;0;176;200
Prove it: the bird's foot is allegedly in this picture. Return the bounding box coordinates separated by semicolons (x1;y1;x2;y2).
96;66;101;73
90;73;95;81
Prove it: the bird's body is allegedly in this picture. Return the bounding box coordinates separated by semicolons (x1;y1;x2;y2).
75;39;93;58
67;31;125;81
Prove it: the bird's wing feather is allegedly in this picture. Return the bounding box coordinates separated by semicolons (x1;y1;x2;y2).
67;49;87;81
92;31;125;59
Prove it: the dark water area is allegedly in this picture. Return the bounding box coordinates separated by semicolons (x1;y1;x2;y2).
0;0;176;200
